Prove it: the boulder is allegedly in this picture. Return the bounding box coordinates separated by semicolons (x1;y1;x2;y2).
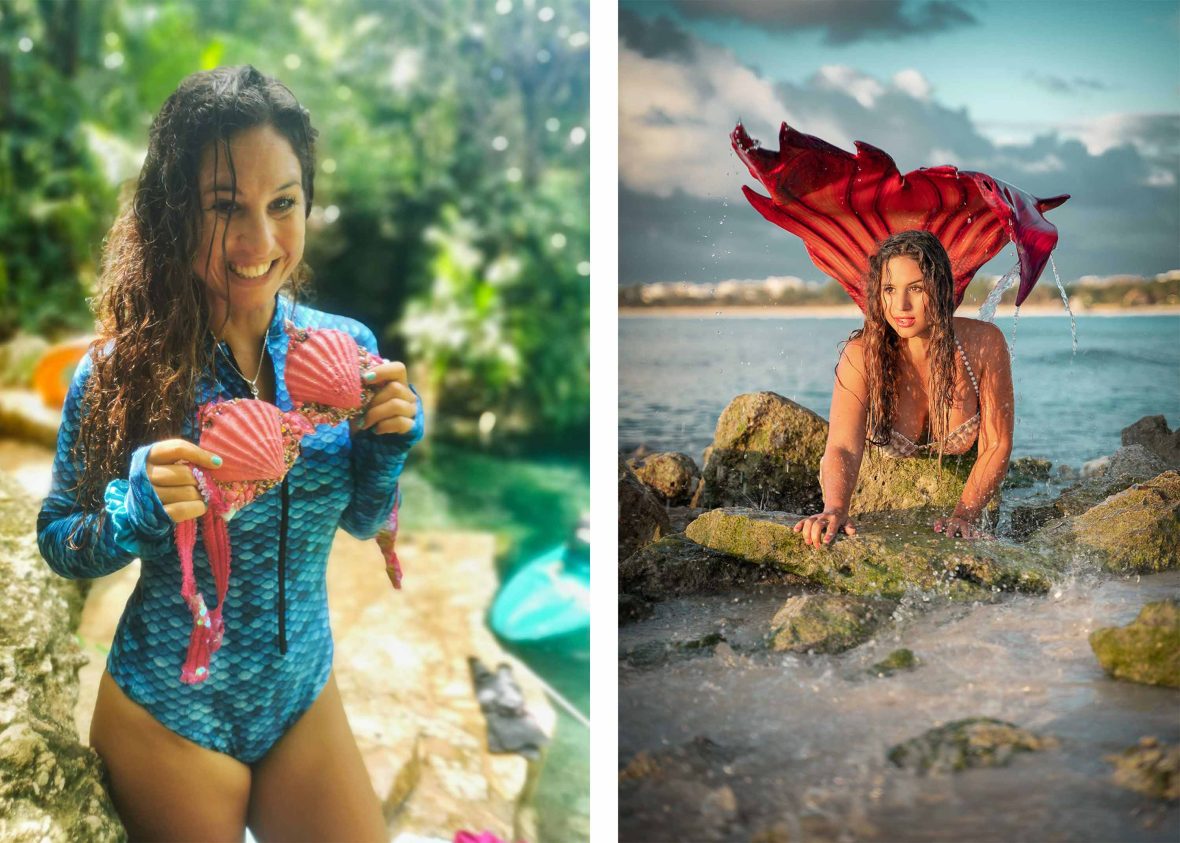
697;392;827;512
1012;446;1170;539
684;507;1056;599
887;718;1058;774
0;471;124;842
768;594;894;654
1004;457;1052;489
869;648;919;677
850;446;984;516
1122;415;1180;468
619;533;802;603
1032;471;1180;574
619;456;671;561
1106;737;1179;800
1089;599;1180;688
630;452;700;506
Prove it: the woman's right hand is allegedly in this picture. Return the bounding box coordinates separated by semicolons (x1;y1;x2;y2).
145;439;223;524
793;509;857;548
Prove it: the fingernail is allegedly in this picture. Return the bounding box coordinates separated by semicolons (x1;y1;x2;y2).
212;455;223;467
364;371;377;382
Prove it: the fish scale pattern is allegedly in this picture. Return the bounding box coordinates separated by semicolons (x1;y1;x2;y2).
37;295;423;763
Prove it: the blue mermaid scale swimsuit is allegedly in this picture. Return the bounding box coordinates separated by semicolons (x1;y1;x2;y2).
38;295;422;763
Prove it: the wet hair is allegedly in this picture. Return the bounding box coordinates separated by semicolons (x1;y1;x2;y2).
73;65;318;521
847;229;958;455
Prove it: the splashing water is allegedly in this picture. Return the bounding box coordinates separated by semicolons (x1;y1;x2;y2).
977;264;1019;323
1049;255;1078;356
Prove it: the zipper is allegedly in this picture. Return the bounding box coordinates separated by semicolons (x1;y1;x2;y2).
278;475;289;655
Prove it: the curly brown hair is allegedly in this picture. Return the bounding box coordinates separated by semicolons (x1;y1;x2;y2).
72;65;318;522
849;229;959;456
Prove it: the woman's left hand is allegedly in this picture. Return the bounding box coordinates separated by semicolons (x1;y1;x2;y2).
933;516;990;540
356;361;418;435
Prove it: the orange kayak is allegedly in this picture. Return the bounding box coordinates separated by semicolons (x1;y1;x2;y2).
33;337;93;409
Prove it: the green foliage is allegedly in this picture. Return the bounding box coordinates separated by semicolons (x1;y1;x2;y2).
4;0;589;442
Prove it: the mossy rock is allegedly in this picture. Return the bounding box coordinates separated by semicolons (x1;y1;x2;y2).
684;507;1057;599
1004;457;1052;489
1089;599;1180;688
1033;471;1180;574
698;392;827;512
768;594;894;654
887;717;1058;774
1106;737;1179;800
619;456;671;562
850;446;991;517
630;452;700;506
870;648;919;676
619;533;803;602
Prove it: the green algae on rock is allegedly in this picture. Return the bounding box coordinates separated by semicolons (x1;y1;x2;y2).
851;446;987;516
1004;457;1052;489
1089;599;1180;688
630;451;700;506
697;392;827;512
1106;737;1180;800
887;717;1058;774
870;648;919;677
1034;470;1180;574
768;594;894;654
684;507;1057;598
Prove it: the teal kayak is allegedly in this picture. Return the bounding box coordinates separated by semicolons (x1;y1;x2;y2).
490;521;589;645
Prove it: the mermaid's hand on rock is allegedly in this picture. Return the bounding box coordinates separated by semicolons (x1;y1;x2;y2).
793;510;857;549
933;516;989;540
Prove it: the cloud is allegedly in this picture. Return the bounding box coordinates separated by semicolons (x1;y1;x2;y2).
671;0;979;45
618;8;694;59
618;29;1178;282
1026;72;1109;95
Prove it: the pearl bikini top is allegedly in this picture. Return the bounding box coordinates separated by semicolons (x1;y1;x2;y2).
877;337;981;459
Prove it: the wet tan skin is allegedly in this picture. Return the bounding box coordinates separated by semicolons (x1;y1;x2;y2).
794;255;1014;548
88;125;417;840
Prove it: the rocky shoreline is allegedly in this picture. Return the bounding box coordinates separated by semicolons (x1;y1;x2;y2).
619;395;1180;840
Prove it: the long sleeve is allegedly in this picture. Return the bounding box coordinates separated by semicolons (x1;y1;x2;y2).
37;353;175;579
338;325;424;540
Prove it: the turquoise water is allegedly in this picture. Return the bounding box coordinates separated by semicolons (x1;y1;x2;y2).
620;314;1180;468
398;444;589;843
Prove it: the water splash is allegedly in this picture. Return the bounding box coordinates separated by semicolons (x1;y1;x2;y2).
1049;255;1078;356
977;264;1019;323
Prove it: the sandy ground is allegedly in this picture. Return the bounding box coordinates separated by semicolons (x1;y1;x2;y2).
620;305;1180;318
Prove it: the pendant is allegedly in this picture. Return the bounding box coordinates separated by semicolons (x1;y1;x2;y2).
249;382;259;400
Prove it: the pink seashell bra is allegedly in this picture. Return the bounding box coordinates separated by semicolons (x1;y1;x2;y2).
175;322;404;684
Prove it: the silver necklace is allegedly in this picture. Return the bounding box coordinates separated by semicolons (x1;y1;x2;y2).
217;332;269;399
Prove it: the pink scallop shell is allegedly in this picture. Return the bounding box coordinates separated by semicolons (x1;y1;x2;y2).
199;399;288;482
286;328;364;410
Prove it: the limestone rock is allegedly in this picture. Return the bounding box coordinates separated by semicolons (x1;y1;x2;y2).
1032;471;1180;574
1089;599;1180;688
698;392;827;512
1012;446;1170;539
0;470;124;842
630;452;700;506
1004;457;1052;488
887;718;1058;774
1106;737;1179;800
1122;415;1180;468
685;507;1056;598
619;456;671;561
768;594;894;654
619;533;803;603
851;446;983;516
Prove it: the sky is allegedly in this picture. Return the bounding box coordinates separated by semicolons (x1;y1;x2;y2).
618;0;1180;286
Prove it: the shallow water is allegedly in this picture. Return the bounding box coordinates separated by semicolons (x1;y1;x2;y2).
619;314;1180;468
619;569;1180;842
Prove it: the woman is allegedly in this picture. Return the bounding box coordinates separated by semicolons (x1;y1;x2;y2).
37;66;421;841
794;229;1014;549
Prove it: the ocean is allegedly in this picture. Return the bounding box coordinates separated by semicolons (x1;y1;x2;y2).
619;313;1180;470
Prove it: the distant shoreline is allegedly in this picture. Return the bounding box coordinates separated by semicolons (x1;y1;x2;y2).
619;305;1180;319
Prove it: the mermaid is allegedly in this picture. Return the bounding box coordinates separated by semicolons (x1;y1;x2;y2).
731;122;1068;547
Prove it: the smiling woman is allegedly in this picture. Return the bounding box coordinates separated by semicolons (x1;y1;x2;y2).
36;65;423;841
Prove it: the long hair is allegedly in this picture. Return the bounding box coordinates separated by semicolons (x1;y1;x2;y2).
849;229;958;454
72;65;318;519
